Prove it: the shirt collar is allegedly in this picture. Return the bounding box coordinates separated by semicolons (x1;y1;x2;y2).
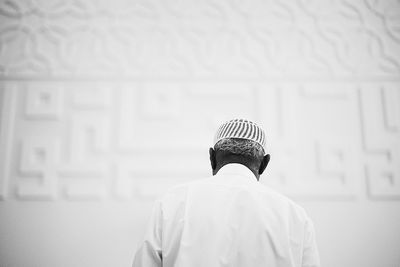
216;163;258;182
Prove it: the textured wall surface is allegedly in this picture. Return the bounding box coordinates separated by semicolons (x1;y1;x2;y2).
1;85;400;201
0;0;400;267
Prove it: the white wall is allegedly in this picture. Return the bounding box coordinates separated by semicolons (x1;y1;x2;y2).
0;0;400;267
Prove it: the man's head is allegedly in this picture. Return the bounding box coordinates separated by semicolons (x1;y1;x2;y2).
209;119;271;180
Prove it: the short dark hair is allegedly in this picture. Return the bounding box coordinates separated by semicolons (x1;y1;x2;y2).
214;138;264;161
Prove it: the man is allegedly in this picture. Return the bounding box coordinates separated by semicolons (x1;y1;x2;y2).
133;119;320;267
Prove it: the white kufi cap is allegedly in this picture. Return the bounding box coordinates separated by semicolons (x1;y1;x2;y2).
213;119;266;153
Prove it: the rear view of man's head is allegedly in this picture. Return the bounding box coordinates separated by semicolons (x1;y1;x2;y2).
209;119;271;180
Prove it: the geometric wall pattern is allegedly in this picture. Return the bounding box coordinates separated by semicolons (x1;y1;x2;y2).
0;0;399;202
0;85;399;201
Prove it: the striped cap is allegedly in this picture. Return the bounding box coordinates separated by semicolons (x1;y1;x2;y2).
213;119;266;153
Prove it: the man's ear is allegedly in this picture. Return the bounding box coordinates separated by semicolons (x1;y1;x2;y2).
209;147;217;172
259;154;270;175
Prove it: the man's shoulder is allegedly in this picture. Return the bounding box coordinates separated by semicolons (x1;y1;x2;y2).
159;176;310;220
175;176;217;189
255;183;310;219
159;178;207;198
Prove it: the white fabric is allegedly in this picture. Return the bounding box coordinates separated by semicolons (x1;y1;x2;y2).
213;119;267;153
133;164;320;267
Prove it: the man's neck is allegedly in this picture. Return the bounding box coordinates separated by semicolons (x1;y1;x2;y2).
214;161;259;180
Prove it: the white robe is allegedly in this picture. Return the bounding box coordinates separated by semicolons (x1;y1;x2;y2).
133;163;320;267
